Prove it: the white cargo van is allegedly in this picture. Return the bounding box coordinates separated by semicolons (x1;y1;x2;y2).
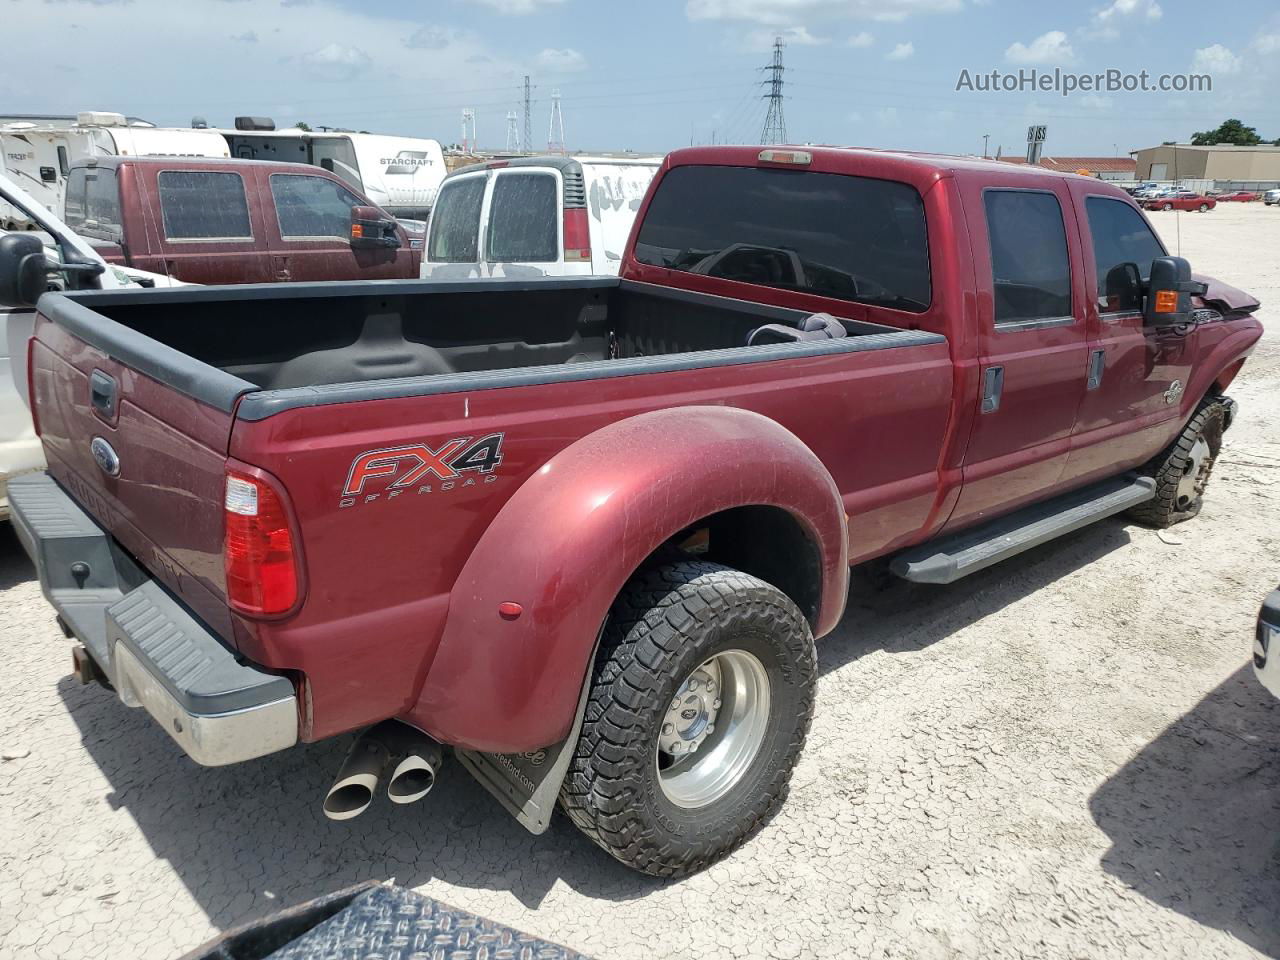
422;156;660;279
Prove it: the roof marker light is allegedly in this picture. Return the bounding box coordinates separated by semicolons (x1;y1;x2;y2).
758;149;811;166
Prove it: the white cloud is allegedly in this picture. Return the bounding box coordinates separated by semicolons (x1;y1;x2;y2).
885;41;914;59
1252;32;1280;55
875;106;899;125
535;47;588;72
1085;0;1161;39
744;25;829;49
300;42;369;81
462;0;565;12
685;0;961;27
404;26;471;50
1005;30;1075;65
1192;43;1242;75
847;31;874;47
231;30;258;42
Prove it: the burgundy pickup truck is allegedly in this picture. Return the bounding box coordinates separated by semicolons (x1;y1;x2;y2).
2;145;1262;878
62;156;420;284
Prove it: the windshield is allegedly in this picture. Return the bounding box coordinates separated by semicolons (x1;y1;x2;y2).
633;164;931;312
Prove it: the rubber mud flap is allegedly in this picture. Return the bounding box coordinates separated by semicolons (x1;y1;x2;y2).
456;663;593;835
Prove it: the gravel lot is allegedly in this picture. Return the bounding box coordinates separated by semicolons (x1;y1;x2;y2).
2;203;1279;960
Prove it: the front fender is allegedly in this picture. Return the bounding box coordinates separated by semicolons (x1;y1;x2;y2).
1184;314;1263;415
408;405;848;753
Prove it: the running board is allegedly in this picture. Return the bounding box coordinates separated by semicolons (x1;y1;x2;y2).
890;475;1155;585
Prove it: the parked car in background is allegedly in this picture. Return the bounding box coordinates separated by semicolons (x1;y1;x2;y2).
1215;191;1259;202
63;156;420;284
1127;181;1160;197
5;145;1261;877
1263;189;1280;206
1144;190;1216;212
0;171;181;518
423;155;660;279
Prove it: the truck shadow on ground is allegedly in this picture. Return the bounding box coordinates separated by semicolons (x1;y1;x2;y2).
45;518;1140;935
1090;665;1280;958
0;523;35;591
816;518;1133;676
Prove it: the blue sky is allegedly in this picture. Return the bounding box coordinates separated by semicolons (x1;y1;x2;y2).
5;0;1279;157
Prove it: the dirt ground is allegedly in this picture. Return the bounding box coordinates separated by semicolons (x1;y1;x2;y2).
2;202;1279;960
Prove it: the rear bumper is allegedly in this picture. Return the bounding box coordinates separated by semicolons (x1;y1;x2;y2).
10;472;298;766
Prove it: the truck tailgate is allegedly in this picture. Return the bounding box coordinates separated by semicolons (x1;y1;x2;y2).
29;300;254;643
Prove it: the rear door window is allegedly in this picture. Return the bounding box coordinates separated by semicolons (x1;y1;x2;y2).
64;166;122;240
983;190;1072;326
157;170;252;240
427;176;486;262
486;172;559;263
1084;196;1166;313
632;164;930;311
270;173;363;239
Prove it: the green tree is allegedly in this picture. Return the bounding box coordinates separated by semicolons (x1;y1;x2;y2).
1190;118;1262;146
295;121;312;132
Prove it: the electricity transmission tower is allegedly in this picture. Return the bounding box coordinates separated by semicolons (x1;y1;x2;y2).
760;35;787;145
460;109;476;153
547;89;566;154
522;75;532;152
505;111;520;152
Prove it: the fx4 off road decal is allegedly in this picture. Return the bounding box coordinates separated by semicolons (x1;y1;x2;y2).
340;433;504;507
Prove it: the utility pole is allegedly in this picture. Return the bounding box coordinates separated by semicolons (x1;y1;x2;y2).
505;111;519;153
760;36;787;145
547;89;565;154
460;109;476;153
983;133;989;158
522;75;532;153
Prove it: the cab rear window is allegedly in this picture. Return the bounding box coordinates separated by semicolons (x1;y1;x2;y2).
633;165;930;312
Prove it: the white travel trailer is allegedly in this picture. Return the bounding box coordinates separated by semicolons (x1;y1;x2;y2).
0;112;229;228
221;123;447;220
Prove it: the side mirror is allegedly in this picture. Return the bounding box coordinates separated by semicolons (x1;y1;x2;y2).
1103;262;1142;312
0;233;52;308
1144;256;1206;328
350;205;400;250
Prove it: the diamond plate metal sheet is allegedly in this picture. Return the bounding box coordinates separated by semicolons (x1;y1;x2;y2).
265;885;593;960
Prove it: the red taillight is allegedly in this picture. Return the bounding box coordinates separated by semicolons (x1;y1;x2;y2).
563;207;590;263
223;469;299;616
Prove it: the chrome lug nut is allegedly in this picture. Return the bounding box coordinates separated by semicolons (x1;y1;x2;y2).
712;699;722;709
706;724;715;735
662;723;674;735
670;742;682;754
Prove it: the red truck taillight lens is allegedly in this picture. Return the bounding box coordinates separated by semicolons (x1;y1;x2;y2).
224;470;298;616
563;208;590;262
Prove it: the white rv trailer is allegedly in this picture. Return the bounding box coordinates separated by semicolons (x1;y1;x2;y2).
0;112;229;228
220;124;447;220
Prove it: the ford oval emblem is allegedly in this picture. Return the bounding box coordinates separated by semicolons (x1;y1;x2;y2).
90;437;120;477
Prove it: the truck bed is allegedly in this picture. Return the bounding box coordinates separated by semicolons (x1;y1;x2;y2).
43;276;934;416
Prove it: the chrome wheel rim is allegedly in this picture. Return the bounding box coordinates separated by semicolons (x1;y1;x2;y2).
1176;436;1211;509
656;650;771;808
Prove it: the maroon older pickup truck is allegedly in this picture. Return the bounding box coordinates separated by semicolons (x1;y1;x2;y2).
3;145;1262;877
62;156;420;284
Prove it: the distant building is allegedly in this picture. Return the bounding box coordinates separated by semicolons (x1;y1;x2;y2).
1130;143;1280;182
996;155;1136;180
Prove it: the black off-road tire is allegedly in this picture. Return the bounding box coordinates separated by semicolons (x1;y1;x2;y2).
559;561;816;878
1126;397;1228;528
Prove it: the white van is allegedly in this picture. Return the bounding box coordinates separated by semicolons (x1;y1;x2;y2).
1;112;229;228
422;156;660;279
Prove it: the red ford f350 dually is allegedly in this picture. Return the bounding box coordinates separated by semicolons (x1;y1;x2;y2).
3;146;1262;877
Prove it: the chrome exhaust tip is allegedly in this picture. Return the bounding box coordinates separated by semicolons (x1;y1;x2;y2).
386;743;442;805
322;735;391;821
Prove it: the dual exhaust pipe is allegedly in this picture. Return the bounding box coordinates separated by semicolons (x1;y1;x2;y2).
322;720;443;821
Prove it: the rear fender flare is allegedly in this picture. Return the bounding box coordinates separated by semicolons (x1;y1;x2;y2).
410;405;848;753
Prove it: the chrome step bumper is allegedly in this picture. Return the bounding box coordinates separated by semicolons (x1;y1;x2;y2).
10;471;298;766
